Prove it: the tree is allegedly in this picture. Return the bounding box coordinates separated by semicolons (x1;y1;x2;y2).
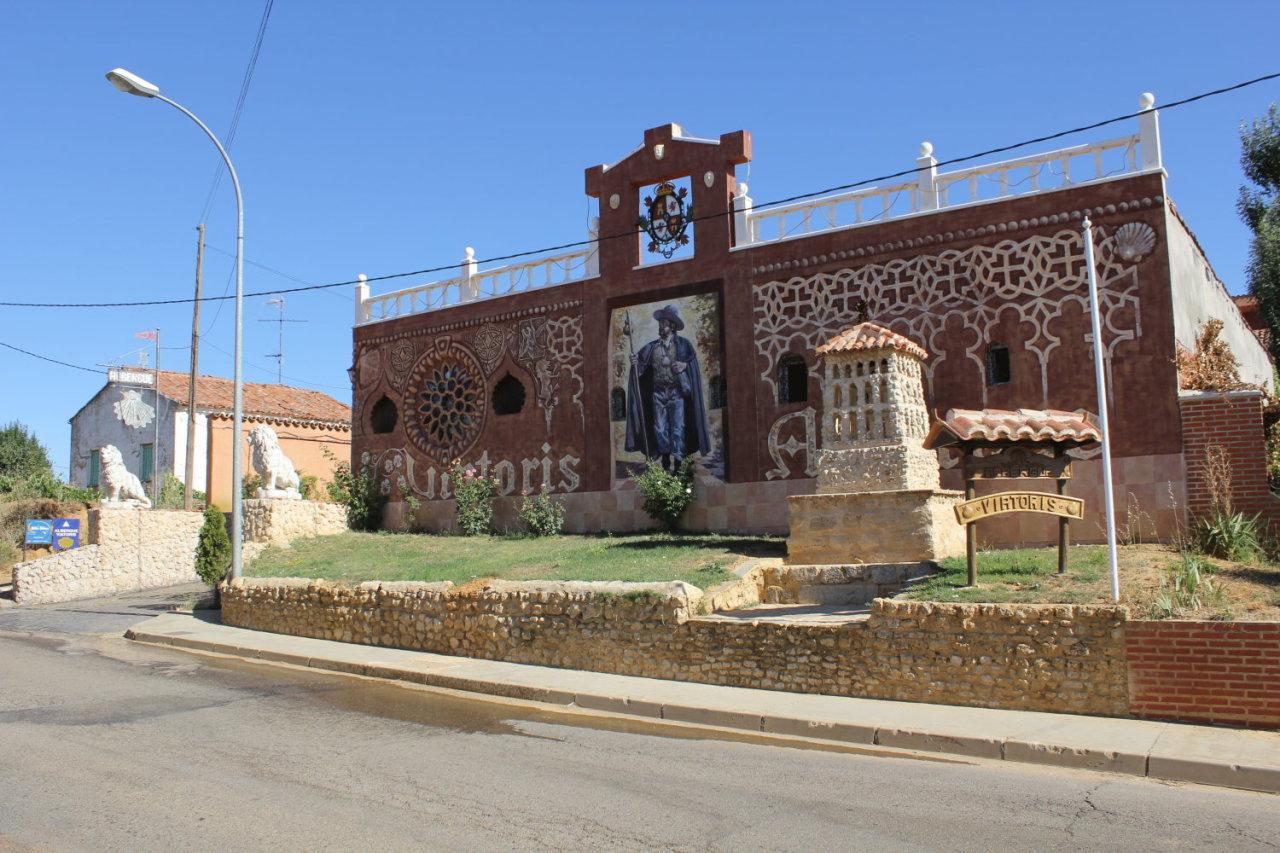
0;421;52;480
1240;104;1280;361
194;504;231;588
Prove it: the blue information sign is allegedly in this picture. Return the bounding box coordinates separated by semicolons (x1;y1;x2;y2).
52;518;81;552
24;519;53;546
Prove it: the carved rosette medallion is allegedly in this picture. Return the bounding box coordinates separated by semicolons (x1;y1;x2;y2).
404;338;486;464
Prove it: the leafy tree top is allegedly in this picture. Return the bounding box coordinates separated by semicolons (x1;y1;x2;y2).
0;421;51;480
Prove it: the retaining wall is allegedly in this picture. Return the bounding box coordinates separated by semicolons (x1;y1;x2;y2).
1127;620;1280;728
221;578;1130;716
13;508;203;605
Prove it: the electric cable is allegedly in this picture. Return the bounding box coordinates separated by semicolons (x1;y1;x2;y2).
4;69;1278;311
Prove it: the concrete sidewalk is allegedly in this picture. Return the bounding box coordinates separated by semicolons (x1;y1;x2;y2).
126;611;1280;795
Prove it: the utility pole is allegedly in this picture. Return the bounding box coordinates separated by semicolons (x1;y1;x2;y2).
259;295;306;384
152;328;161;506
185;224;204;510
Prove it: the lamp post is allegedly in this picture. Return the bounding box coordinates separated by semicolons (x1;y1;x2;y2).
107;67;246;580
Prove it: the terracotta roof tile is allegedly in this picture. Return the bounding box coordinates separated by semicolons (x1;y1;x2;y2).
926;408;1100;447
815;323;928;359
148;370;351;426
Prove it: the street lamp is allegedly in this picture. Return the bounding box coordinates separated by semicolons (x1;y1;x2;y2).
106;67;247;581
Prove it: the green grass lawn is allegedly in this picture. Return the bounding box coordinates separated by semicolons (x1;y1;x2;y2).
899;546;1110;604
246;531;784;587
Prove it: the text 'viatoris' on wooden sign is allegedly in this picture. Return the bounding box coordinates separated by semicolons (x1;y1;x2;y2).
954;491;1085;524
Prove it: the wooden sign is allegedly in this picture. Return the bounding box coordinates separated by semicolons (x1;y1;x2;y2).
954;491;1084;525
962;447;1073;481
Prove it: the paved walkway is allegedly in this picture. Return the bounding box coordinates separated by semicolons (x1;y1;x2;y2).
127;611;1280;795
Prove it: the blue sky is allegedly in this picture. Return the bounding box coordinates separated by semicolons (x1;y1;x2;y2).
2;1;1278;474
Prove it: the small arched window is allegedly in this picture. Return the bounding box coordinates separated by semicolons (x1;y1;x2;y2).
986;344;1011;386
610;387;627;422
776;355;808;405
492;374;526;416
370;396;398;434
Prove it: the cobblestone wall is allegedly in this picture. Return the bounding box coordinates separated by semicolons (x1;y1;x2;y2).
13;508;203;604
221;579;1130;716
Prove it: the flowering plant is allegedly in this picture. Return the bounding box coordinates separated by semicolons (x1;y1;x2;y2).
632;458;697;531
518;484;566;537
450;462;496;536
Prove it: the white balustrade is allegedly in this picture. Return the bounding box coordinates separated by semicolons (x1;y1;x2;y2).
356;245;598;326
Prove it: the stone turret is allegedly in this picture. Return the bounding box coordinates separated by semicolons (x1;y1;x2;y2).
784;322;964;568
813;323;939;494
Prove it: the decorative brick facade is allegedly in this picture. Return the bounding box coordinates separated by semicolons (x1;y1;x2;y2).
1178;390;1277;522
1126;620;1280;728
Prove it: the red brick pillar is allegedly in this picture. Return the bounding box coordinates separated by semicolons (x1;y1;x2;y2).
1178;390;1275;521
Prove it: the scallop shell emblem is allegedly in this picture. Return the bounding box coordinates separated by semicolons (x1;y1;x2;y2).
1113;222;1156;263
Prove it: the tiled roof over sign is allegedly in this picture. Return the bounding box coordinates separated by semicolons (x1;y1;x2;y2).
146;370;351;426
815;322;928;360
926;408;1101;447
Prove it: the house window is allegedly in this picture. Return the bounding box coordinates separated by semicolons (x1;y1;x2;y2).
986;344;1011;386
88;449;101;487
777;355;809;404
370;396;398;434
140;443;155;483
492;374;526;416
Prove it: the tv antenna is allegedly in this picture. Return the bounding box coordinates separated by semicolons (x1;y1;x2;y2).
259;296;307;384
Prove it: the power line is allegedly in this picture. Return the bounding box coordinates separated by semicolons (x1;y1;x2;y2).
198;0;274;224
0;340;101;374
6;69;1279;311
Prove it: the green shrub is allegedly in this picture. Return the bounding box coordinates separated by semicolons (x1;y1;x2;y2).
632;459;696;531
451;463;495;536
0;470;97;503
299;473;318;501
518;486;565;537
1151;553;1222;618
1193;510;1263;562
194;505;231;587
156;473;205;509
0;421;51;480
323;449;385;532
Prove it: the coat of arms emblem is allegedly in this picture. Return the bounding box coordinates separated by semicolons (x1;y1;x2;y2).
637;181;691;259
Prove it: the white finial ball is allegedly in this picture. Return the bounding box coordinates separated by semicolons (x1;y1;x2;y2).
357;273;367;283
1139;92;1155;110
919;141;934;158
464;247;475;260
736;182;749;197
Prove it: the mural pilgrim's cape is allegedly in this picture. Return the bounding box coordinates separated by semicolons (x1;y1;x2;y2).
624;304;712;468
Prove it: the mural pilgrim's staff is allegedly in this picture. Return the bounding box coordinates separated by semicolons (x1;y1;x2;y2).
624;305;711;472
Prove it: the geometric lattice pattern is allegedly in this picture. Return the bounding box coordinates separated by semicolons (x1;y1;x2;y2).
753;226;1145;407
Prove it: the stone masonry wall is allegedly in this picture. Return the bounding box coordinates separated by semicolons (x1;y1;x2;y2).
13;508;204;605
221;579;1130;716
242;498;348;547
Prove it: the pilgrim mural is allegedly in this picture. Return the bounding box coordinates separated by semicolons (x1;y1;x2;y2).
608;293;725;481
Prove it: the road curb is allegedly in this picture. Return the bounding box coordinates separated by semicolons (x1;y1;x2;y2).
124;623;1280;795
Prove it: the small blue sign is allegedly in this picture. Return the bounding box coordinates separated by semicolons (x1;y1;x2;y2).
52;518;81;552
24;519;53;546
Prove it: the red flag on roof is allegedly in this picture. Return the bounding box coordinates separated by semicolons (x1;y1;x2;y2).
135;330;157;341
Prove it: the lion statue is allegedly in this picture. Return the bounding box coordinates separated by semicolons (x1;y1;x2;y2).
99;444;152;508
247;425;302;500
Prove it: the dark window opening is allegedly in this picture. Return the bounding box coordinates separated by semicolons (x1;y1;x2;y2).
492;374;526;416
986;344;1011;386
610;387;627;422
709;374;727;410
777;355;809;404
370;396;398;434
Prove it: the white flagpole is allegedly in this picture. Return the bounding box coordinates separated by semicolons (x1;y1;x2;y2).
1082;217;1120;602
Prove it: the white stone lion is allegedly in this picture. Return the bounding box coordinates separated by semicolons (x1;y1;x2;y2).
248;425;301;500
99;444;152;508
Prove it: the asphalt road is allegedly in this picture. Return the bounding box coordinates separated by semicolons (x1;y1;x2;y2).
1;590;1279;851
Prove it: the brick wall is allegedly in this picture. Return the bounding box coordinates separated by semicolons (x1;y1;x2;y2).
1178;391;1276;521
1127;620;1280;728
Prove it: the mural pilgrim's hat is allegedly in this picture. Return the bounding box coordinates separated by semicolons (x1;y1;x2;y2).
652;305;685;331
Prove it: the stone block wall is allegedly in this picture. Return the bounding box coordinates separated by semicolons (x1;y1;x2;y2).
786;490;965;565
1127;620;1280;728
13;508;203;605
242;498;348;547
221;579;1130;716
1179;390;1277;522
